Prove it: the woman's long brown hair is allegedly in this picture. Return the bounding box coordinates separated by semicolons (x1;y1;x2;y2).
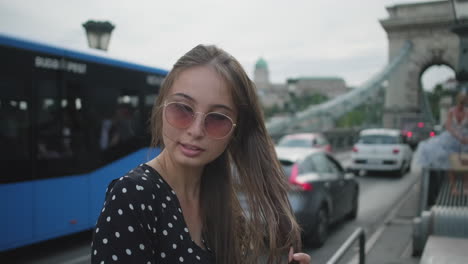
150;45;301;263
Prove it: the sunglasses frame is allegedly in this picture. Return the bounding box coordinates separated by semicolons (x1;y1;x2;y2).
163;101;237;139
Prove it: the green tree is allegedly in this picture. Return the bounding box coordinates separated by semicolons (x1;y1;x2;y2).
290;93;328;112
263;103;281;119
335;102;383;128
425;84;452;123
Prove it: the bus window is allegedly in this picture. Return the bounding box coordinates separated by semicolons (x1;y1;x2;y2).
98;95;138;150
34;75;87;178
81;67;148;164
0;79;31;183
36;78;68;159
145;94;156;106
0;82;30;160
105;103;136;149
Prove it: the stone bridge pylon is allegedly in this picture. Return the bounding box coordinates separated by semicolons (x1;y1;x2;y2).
380;0;459;128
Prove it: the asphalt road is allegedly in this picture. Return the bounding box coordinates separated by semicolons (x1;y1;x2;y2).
1;151;420;264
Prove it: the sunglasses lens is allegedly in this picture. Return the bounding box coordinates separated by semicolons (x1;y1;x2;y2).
165;103;194;129
164;102;234;139
205;113;233;139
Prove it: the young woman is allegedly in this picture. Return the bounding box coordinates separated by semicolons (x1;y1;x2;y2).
416;90;468;195
91;45;311;263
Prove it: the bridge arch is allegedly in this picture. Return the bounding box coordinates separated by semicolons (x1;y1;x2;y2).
380;0;459;128
420;64;455;91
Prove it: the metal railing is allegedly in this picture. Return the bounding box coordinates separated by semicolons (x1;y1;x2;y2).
418;169;468;215
326;227;366;264
413;168;468;255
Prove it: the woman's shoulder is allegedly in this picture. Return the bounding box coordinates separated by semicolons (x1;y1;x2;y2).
105;164;161;201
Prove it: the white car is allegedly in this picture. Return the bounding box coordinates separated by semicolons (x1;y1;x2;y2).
348;128;412;177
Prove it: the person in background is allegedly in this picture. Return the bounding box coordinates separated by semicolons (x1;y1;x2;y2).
416;90;468;195
91;44;311;263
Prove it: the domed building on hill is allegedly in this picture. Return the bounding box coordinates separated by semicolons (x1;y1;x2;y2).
253;58;288;108
254;58;270;89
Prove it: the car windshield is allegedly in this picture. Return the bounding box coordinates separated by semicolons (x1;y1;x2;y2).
359;135;398;144
277;138;311;148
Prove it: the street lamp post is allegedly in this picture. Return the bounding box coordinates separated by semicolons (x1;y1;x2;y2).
82;20;115;51
287;81;298;116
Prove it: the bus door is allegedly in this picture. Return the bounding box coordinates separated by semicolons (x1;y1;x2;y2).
34;59;87;175
33;57;89;238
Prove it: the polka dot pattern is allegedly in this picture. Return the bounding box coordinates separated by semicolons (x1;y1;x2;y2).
91;163;213;263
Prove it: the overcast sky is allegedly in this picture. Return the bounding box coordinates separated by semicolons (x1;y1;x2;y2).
0;0;455;90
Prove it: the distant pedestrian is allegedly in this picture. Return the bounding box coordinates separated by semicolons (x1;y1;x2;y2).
91;44;311;263
415;90;468;195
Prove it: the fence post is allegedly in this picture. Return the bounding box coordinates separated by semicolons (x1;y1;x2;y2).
327;227;366;264
359;229;365;264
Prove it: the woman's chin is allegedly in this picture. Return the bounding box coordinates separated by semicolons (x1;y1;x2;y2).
174;152;208;168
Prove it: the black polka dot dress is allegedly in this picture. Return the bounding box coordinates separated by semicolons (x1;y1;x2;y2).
91;164;214;263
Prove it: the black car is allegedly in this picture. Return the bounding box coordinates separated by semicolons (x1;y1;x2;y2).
276;147;359;247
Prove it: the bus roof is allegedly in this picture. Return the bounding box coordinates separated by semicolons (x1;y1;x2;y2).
0;33;168;75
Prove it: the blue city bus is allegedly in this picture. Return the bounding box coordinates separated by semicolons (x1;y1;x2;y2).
0;34;167;252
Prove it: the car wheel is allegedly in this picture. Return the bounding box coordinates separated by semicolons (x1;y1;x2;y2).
405;160;412;172
311;206;329;247
347;193;358;220
396;164;405;177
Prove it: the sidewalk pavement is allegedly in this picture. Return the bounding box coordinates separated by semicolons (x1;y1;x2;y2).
364;176;421;264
